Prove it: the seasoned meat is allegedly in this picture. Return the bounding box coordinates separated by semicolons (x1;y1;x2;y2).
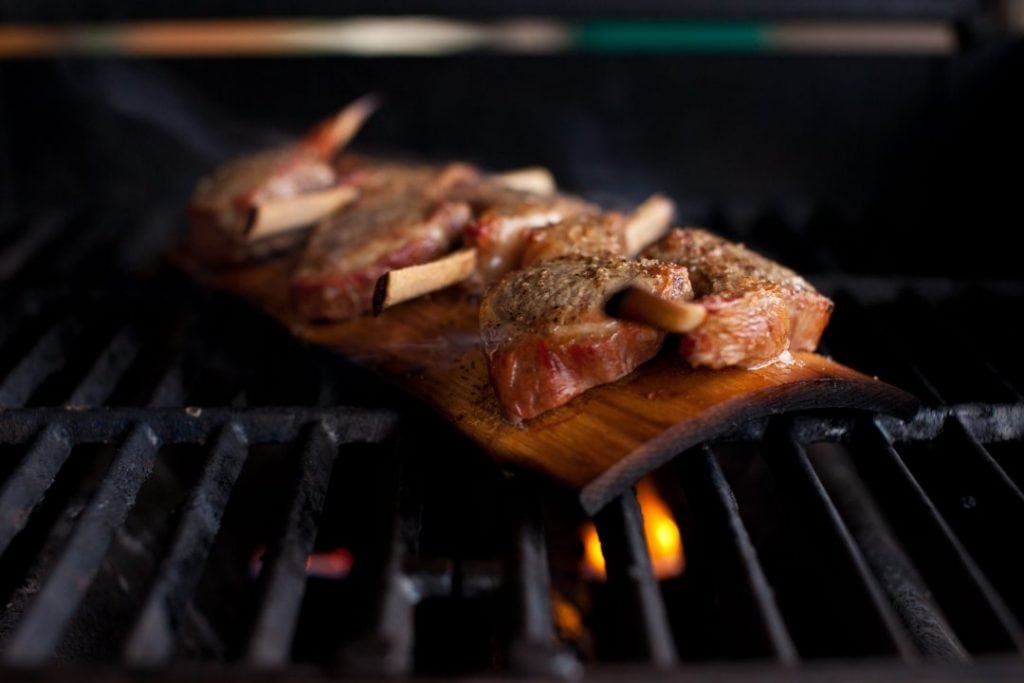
291;158;479;320
481;256;693;421
186;97;377;264
187;148;338;263
517;194;673;269
520;212;629;267
459;186;598;289
644;228;833;368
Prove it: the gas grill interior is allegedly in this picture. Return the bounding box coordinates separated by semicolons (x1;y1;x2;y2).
2;4;1024;681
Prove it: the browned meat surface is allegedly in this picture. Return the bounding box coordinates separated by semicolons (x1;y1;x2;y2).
187;148;336;263
481;256;693;421
186;97;378;264
193;148;336;212
459;186;598;289
644;228;833;368
291;157;480;320
520;212;629;267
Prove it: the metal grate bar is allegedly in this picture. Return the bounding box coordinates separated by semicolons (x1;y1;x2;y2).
0;317;83;407
950;417;1024;512
892;290;1019;405
593;489;678;667
122;423;250;665
762;421;918;660
0;407;397;447
0;212;68;282
66;326;140;408
147;348;194;408
865;419;1024;653
337;533;415;676
879;404;1024;445
245;421;339;667
0;424;72;557
678;446;799;663
903;417;1024;636
337;442;412;677
506;480;581;678
3;423;161;664
809;442;969;662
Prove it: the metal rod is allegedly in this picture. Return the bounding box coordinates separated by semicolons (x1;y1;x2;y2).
865;418;1024;653
0;424;73;557
337;537;416;676
337;431;412;676
762;420;918;661
245;421;339;667
146;351;191;408
679;446;799;663
506;479;582;678
950;416;1024;512
66;326;140;408
0;404;1019;453
593;489;678;667
122;423;250;665
809;441;969;662
0;317;83;407
0;19;956;58
3;423;161;665
0;406;398;447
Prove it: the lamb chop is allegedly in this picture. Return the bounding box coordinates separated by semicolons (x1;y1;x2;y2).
638;228;834;368
374;194;675;313
458;185;599;290
480;256;693;422
519;194;674;267
187;96;377;264
290;156;480;320
292;157;570;320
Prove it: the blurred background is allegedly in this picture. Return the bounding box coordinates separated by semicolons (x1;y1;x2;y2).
1;1;1022;279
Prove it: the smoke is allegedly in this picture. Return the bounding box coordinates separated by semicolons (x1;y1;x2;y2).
62;59;285;167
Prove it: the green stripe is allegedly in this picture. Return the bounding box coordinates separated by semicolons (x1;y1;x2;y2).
574;21;768;53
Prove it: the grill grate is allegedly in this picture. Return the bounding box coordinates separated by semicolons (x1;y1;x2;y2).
0;209;1022;680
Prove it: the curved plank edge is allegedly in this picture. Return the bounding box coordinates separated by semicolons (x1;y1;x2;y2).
577;371;917;515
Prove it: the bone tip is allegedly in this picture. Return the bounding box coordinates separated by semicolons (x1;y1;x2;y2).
603;287;632;320
372;272;391;316
350;93;382;119
243;206;259;237
648;192;676;215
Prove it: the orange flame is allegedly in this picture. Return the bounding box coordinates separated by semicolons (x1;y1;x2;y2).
581;478;685;581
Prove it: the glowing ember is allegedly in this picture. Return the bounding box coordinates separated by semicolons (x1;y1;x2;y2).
581;478;685;581
551;590;585;643
305;547;354;578
250;546;353;580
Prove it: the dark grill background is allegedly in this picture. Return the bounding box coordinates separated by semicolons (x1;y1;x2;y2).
1;20;1024;680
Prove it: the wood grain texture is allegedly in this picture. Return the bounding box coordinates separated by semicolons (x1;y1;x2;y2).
181;250;918;514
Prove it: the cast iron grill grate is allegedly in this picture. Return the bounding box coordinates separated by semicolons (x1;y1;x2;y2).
0;208;1022;680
